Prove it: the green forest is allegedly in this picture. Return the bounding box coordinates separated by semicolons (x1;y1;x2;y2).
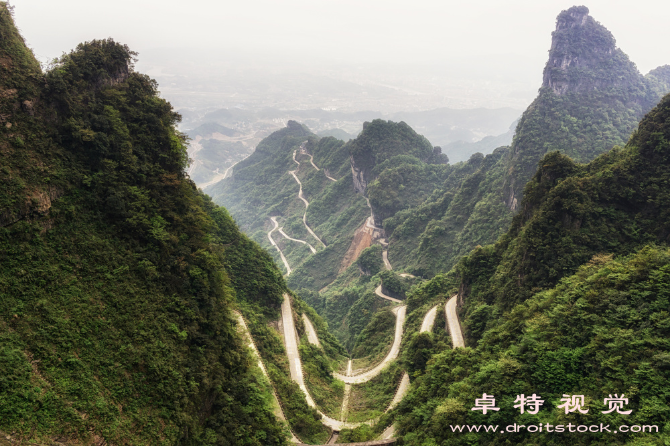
3;2;670;445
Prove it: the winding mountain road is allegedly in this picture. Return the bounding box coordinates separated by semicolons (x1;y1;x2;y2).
299;142;337;182
268;217;292;275
308;153;337;182
234;311;300;443
334;305;406;384
382;250;393;271
445;295;465;348
279;226;317;254
374;285;403;303
249;139;466;442
383;303;439;417
420;305;438;333
290;150;326;248
271;290;462;440
281;296;366;431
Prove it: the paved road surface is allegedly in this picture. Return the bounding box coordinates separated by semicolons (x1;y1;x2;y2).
289;150;326;248
387;372;410;412
382;250;393;271
279;226;317;254
234;311;300;443
300;143;336;182
340;384;351;421
268;217;292;275
334;305;406;384
281;296;366;430
420;305;438;333
379;424;395;440
445;295;465;348
374;285;402;303
380;302;438;419
308;153;320;171
302;314;321;347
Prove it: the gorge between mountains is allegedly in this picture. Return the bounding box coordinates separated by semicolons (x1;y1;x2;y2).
3;3;670;445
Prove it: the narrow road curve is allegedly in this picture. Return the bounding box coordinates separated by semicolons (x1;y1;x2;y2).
281;296;366;431
374;285;402;303
290;150;326;248
333;305;406;384
307;153;338;182
298;140;337;182
382;250;393;271
287;299;414;429
268;217;292;276
278;226;317;254
445;295;465;348
234;311;300;443
308;153;320;171
420;305;438;333
302;314;321;347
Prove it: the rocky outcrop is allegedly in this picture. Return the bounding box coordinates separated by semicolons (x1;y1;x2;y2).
0;186;63;228
350;157;370;196
502;6;670;211
542;6;641;96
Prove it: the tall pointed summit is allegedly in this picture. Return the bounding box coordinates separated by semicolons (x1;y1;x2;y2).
542;6;642;95
502;5;670;211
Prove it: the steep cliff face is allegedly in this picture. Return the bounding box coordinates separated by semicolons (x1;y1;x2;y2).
502;5;670;211
542;6;641;95
348;119;437;226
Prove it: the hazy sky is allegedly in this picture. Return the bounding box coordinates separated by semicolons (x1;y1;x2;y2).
10;0;670;74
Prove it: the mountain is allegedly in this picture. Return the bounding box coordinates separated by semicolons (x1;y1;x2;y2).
184;122;254;187
187;122;241;138
442;119;517;163
502;5;670;211
0;5;336;444
206;5;670;355
385;5;670;277
390;90;670;446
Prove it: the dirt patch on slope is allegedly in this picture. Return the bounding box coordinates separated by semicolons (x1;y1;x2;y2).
339;220;373;273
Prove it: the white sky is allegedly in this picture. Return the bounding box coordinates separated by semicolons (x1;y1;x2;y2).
10;0;670;74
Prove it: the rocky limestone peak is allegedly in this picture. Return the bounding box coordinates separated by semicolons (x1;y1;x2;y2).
542;5;640;95
555;5;590;31
286;120;303;131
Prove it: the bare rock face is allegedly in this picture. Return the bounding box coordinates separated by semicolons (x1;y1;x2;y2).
500;5;667;212
350;157;369;196
542;5;641;96
0;186;63;228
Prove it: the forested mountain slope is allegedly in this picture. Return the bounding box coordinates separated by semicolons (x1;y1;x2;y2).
206;7;670;354
390;90;670;445
386;5;670;277
0;4;332;444
207;119;449;291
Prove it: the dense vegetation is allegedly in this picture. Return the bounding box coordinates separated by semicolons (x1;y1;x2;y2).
386;6;670;279
390;92;670;445
4;3;670;444
0;5;327;444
